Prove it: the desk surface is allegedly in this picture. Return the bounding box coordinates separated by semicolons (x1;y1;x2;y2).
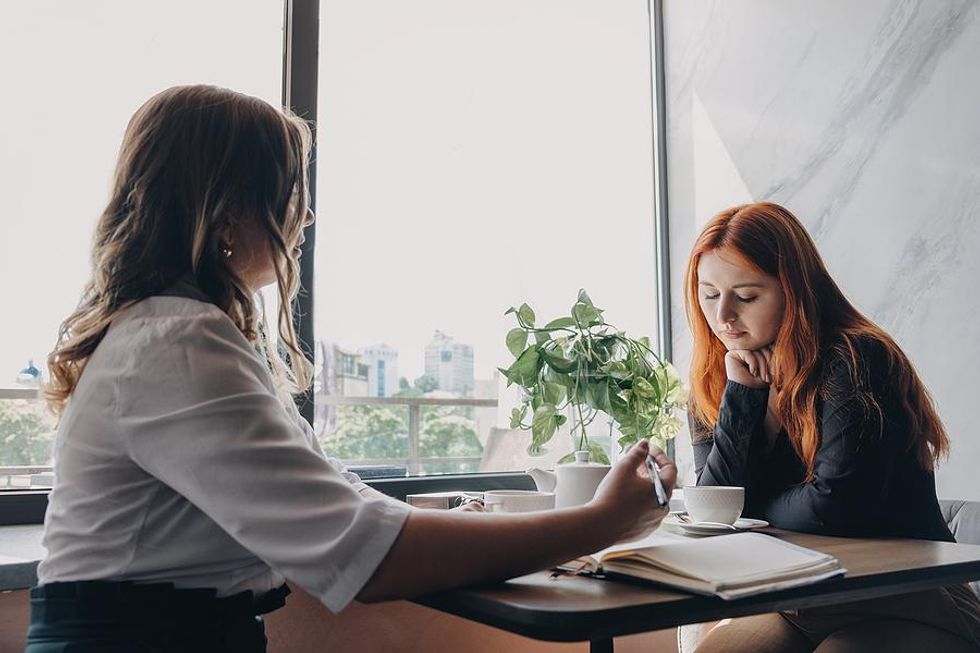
416;529;980;643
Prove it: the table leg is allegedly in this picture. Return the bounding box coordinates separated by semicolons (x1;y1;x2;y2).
590;639;613;653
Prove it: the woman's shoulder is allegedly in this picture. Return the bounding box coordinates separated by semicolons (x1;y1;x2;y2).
105;296;257;366
820;334;897;400
101;296;274;406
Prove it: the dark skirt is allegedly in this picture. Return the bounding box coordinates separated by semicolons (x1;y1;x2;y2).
24;580;290;653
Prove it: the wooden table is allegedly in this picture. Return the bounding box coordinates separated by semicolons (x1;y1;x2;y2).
415;530;980;652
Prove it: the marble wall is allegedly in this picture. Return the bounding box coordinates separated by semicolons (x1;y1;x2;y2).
663;0;980;500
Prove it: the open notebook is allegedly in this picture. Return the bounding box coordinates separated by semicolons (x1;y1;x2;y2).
566;531;845;600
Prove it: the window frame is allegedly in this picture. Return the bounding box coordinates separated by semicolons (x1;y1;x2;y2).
0;0;672;524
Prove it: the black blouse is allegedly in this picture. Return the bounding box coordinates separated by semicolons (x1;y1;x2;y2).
692;338;954;542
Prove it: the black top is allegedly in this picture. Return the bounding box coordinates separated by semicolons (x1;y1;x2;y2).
692;338;954;542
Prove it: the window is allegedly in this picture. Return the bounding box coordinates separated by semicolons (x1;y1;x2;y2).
0;0;283;489
1;1;668;497
313;0;659;476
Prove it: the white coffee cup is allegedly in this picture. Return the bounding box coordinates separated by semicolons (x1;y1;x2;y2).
483;489;556;513
683;486;745;524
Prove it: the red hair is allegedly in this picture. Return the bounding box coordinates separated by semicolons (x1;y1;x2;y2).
684;202;949;479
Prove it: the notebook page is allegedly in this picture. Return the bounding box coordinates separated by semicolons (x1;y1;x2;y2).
596;529;687;558
605;532;835;583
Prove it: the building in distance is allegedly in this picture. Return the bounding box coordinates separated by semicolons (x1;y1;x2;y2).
424;330;474;396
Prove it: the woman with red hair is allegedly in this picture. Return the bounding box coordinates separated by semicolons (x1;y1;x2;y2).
686;202;980;652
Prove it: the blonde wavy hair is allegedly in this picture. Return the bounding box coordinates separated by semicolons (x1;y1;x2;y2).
46;85;314;415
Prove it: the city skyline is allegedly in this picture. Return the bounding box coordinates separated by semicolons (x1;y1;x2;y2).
316;330;484;397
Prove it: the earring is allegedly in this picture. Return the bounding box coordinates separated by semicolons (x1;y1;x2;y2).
221;246;233;258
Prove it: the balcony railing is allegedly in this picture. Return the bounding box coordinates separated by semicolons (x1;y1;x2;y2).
0;387;54;488
0;389;499;486
0;388;40;400
317;395;498;475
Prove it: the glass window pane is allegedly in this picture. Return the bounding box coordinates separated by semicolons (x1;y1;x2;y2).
0;1;283;480
314;1;657;475
0;396;57;488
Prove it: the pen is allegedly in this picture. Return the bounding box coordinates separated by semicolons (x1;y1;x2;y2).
646;454;669;507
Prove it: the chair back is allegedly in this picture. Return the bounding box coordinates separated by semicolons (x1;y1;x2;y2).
939;499;980;597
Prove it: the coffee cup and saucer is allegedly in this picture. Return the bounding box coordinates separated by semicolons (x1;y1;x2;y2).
666;486;769;536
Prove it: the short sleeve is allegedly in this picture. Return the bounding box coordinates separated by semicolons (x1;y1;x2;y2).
115;309;410;612
293;412;367;491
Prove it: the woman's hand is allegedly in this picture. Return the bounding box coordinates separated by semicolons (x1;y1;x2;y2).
588;440;677;543
358;440;676;603
725;345;773;388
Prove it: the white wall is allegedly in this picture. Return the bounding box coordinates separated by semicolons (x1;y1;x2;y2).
663;0;980;500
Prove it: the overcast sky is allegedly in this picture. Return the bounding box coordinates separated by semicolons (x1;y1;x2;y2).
1;1;659;391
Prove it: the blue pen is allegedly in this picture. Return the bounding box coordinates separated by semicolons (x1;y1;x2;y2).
646;454;669;507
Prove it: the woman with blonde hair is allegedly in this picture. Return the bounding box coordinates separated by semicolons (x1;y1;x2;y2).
27;85;674;652
686;201;980;652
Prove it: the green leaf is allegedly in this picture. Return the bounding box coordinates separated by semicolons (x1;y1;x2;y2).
509;347;541;387
587;440;611;465
542;347;576;374
542;366;561;385
577;289;594;306
509;405;528;429
571;302;600;325
633;377;657;400
617;433;638;450
608;389;631;424
646;372;664;405
590;338;615;364
506;328;528;357
518;302;536;327
556;451;576;465
542;382;565;405
530;404;558;453
555;414;568;427
534;330;551;345
554;372;576;389
587;381;611;413
544;317;577;330
605;361;630;380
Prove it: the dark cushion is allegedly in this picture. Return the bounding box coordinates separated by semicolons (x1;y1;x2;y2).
939;499;980;597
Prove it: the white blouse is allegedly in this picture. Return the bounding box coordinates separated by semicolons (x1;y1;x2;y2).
37;292;412;613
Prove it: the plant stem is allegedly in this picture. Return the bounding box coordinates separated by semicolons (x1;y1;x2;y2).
575;399;588;452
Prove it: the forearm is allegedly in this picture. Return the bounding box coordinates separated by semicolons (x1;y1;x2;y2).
753;477;881;535
357;504;617;603
697;381;768;487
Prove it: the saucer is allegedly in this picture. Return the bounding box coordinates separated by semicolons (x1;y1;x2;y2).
666;514;769;536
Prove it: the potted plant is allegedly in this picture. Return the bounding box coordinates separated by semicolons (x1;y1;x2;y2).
500;289;686;464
